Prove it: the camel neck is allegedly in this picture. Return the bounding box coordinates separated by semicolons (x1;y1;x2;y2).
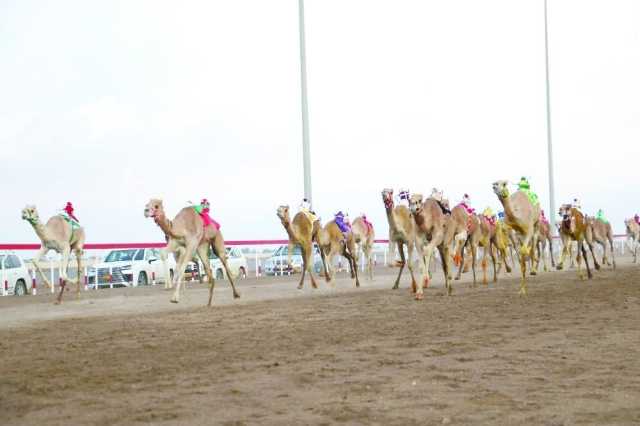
29;219;48;243
154;214;175;239
280;218;295;240
385;205;398;231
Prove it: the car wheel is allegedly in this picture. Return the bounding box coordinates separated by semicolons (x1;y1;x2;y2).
137;272;148;287
14;280;27;296
216;269;224;280
239;267;247;279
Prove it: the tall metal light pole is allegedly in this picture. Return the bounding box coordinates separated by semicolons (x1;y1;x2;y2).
298;0;312;203
543;0;557;234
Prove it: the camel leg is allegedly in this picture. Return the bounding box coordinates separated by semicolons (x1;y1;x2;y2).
192;244;215;307
489;243;497;284
304;242;319;289
587;240;601;271
212;235;240;299
556;238;569;270
159;245;174;289
455;242;466;280
415;242;434;301
548;237;556;268
171;241;198;303
392;242;406;290
343;246;360;288
55;246;72;304
75;249;83;300
608;236;616;270
470;243;478;286
518;244;528;296
581;241;592;279
530;232;540;275
406;241;417;292
365;242;374;281
31;246;53;289
437;245;452;295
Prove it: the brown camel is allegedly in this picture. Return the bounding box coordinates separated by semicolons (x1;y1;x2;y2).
316;220;360;287
276;205;323;289
21;205;85;304
408;194;451;299
556;204;593;280
585;216;616;270
144;199;240;305
382;189;418;290
351;215;375;280
535;217;556;272
457;214;498;286
492;181;541;295
625;218;640;263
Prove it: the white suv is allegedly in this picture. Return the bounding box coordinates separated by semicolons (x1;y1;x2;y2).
185;247;248;281
88;248;175;288
0;253;31;296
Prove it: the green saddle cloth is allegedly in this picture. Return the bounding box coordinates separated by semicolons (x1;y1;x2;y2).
519;189;539;206
59;213;80;231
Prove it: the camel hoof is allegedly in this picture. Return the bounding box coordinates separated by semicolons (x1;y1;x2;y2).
170;297;179;304
392;283;399;290
415;293;424;301
233;293;241;299
54;300;62;305
594;264;601;271
297;284;303;290
530;271;537;276
556;265;563;271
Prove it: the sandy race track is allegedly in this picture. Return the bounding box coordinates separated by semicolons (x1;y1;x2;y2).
1;261;639;425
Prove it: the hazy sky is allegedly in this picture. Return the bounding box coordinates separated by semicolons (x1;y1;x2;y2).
1;0;639;246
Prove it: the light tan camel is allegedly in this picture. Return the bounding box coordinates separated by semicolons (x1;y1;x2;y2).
585;216;616;270
556;204;593;280
408;194;451;299
445;204;471;270
351;215;375;280
276;205;323;289
382;189;417;290
144;199;239;305
316;220;360;287
21;205;85;304
494;218;513;275
535;217;556;272
492;181;540;295
625;218;640;263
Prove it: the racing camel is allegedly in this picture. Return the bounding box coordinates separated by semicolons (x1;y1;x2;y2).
21;205;85;304
144;199;240;306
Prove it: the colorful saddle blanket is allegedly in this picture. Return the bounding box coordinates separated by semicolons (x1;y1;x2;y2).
457;202;475;215
193;206;221;230
335;216;351;234
362;217;374;234
520;189;539;206
59;213;80;231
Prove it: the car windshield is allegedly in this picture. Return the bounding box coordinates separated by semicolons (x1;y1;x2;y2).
105;249;138;262
0;255;4;268
274;246;302;256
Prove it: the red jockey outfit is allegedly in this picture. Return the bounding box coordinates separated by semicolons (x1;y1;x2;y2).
195;199;221;230
63;202;79;223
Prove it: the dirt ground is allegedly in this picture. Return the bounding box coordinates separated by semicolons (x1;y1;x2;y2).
1;261;639;426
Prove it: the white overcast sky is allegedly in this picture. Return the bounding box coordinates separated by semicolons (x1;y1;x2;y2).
1;0;639;245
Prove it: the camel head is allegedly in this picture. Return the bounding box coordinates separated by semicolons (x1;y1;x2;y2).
144;199;165;219
381;188;394;210
21;205;39;224
492;181;510;199
558;204;573;223
276;205;290;223
409;194;424;215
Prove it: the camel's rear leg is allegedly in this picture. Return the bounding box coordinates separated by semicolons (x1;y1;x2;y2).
212;234;240;299
392;242;406;290
75;249;83;300
193;244;216;307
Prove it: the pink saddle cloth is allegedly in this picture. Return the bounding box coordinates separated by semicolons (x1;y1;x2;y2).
457;202;475;215
200;209;221;230
362;217;374;234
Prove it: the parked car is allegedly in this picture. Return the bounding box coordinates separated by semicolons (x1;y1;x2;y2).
0;253;31;296
88;248;175;288
185;247;248;281
262;245;323;276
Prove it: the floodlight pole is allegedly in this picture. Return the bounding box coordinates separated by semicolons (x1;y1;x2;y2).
299;0;312;203
544;0;557;235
